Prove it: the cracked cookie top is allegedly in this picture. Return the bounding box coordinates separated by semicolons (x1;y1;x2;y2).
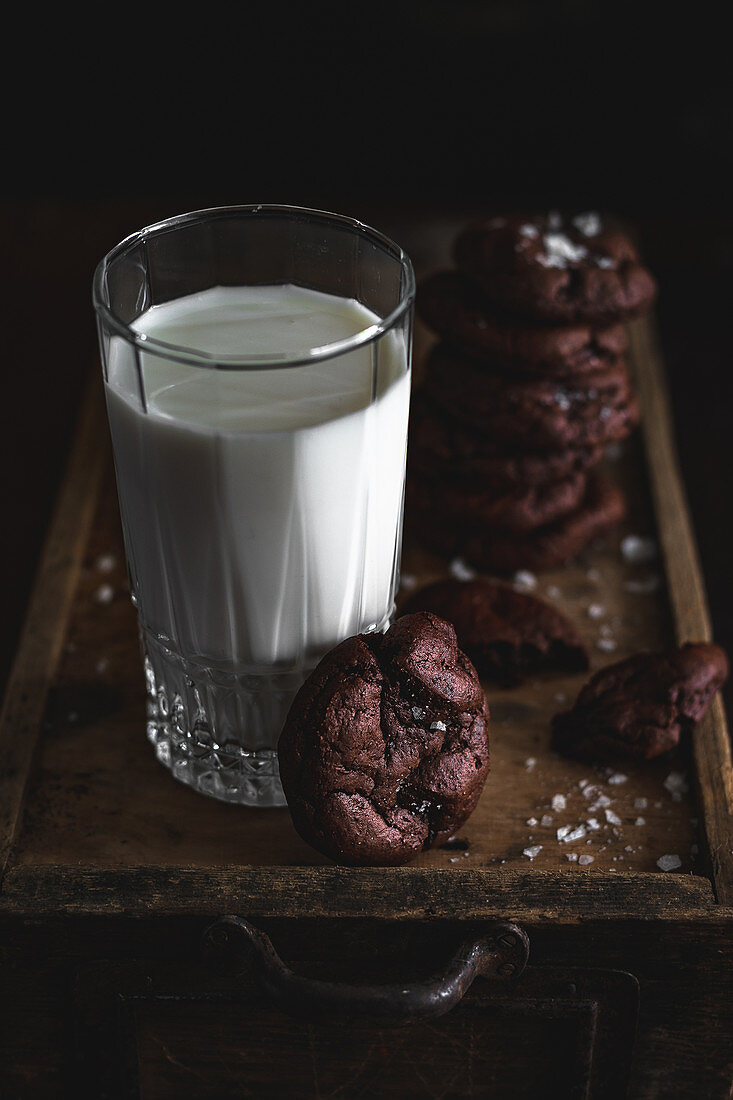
277;612;490;866
453;212;657;323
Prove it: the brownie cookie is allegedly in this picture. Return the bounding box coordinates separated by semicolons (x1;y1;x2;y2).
401;578;589;687
453;212;657;324
407;468;587;533
277;613;490;867
551;643;729;761
417;269;628;376
410;473;626;573
408;393;605;490
423;344;639;451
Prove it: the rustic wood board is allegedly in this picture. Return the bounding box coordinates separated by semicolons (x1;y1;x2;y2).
1;218;730;914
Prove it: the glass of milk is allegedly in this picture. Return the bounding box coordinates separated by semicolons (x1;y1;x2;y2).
93;205;414;806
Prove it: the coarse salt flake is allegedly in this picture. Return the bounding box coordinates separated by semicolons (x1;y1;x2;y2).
449;557;476;581
572;211;601;237
621;534;657;564
551;794;567;812
607;772;628;786
578;854;595;865
513;570;538;592
523;845;543;860
605;809;622;826
657;854;682;872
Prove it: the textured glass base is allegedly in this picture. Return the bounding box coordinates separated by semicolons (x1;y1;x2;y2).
141;631;309;806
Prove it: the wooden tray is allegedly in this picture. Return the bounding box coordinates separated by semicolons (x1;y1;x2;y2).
1;222;731;920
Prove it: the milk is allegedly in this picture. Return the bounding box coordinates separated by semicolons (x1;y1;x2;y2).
104;284;411;672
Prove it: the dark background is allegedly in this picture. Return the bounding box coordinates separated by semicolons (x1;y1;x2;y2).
1;1;731;712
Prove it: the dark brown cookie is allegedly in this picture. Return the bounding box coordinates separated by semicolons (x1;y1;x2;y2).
277;612;490;867
408;392;605;490
417;269;628;376
409;473;626;573
453;212;657;323
408;467;587;533
423;344;639;451
551;643;729;761
401;578;589;687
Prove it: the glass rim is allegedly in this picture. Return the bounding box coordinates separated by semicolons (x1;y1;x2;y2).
92;203;416;370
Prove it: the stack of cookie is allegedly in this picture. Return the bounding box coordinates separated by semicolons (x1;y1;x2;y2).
407;211;657;573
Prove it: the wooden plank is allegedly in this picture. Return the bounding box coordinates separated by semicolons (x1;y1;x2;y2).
0;371;107;878
629;316;733;905
0;864;718;919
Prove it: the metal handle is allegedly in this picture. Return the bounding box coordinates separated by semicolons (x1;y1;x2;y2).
202;915;529;1022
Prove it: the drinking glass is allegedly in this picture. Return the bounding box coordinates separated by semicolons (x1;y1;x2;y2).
93;205;414;806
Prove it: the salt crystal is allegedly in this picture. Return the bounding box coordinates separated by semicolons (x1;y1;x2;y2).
620;535;657;564
657;854;682;872
586;817;601;831
588;794;611;811
543;232;588;264
554;391;572;411
558;825;587;843
578;854;595;865
635;817;646;827
541;814;554;827
605;809;622;826
513;570;537;592
624;575;661;595
411;706;425;720
556;825;572;840
587;603;605;620
94;584;114;605
633;797;648;810
572;211;601;237
595;256;616;269
525;757;537;771
664;771;689;799
624;845;634;853
551;794;567;812
526;817;538;827
449;557;476;581
523;845;543;859
95;553;117;573
597;637;618;653
565;852;579;862
607;773;628;786
519;223;539;238
399;573;418;591
430;720;447;731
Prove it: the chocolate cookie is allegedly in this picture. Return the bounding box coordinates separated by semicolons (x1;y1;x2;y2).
408;467;587;533
277;612;490;867
408;393;605;490
410;473;626;573
551;643;729;761
423;344;639;451
417;270;628;376
453;212;657;324
401;578;589;687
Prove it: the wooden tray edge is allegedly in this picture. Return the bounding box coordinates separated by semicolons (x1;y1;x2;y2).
0;370;107;878
629;317;733;904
